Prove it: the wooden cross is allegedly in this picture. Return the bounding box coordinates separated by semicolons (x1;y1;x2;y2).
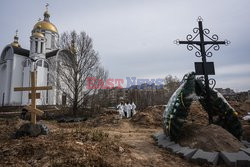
14;71;52;124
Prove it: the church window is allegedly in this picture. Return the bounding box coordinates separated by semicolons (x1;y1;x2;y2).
40;42;43;53
23;59;31;67
35;41;38;53
51;35;55;49
44;61;49;68
37;60;42;67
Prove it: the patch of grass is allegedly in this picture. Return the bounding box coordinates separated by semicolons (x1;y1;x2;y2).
91;129;109;142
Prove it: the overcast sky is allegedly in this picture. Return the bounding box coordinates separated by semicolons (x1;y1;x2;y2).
1;0;250;91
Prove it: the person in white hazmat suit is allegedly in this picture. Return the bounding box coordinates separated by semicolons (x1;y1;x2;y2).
117;102;124;119
243;112;250;121
127;102;132;118
123;102;129;118
131;102;136;116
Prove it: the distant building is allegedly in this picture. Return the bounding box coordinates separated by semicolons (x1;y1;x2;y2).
215;88;249;102
215;88;235;96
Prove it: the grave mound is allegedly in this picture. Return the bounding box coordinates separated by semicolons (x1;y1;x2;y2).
187;101;209;125
15;123;49;138
85;108;120;127
178;123;245;152
229;100;250;117
131;106;164;127
243;124;250;142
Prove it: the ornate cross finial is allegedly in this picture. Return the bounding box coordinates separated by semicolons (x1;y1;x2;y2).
46;3;49;12
12;29;20;47
44;3;50;21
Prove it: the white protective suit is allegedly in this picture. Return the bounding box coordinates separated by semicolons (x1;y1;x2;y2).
123;103;129;118
131;102;137;116
243;112;250;121
127;103;132;118
117;103;124;118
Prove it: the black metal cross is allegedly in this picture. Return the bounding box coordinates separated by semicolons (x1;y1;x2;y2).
175;16;230;124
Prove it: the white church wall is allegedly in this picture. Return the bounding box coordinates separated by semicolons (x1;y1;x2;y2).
0;63;7;106
0;46;13;106
36;61;49;105
22;66;30;105
4;59;13;105
9;54;26;105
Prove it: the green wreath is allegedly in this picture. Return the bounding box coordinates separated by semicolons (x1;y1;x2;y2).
163;72;242;141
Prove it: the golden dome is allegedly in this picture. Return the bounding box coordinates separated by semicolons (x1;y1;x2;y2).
11;30;21;47
11;42;21;47
32;32;45;38
33;21;58;33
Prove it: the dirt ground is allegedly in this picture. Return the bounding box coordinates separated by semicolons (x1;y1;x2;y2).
0;100;249;167
181;101;249;151
179;123;245;152
131;105;163;127
0;114;202;167
229;100;250;117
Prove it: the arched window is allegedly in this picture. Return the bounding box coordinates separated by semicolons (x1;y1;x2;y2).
23;59;31;67
35;41;38;53
51;35;55;49
44;61;49;68
36;60;43;67
40;42;43;53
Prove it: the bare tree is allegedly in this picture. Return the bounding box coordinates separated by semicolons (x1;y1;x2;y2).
89;66;109;110
164;75;180;92
49;31;107;115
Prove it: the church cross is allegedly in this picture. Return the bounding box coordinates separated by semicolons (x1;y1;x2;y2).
175;17;230;124
14;71;52;124
46;3;49;12
177;17;229;52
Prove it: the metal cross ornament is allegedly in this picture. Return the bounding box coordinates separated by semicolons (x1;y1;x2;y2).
46;3;49;12
174;16;230;124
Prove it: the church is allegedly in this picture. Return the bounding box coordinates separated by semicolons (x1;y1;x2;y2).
0;6;65;106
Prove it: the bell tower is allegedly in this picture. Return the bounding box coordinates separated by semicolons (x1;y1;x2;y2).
32;4;59;53
30;28;46;59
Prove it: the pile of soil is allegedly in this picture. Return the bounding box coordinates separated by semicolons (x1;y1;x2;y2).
131;106;164;127
187;101;208;125
0;119;130;167
85;108;121;127
179;123;245;152
229;100;250;117
0;117;26;141
0;116;200;167
242;124;250;142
